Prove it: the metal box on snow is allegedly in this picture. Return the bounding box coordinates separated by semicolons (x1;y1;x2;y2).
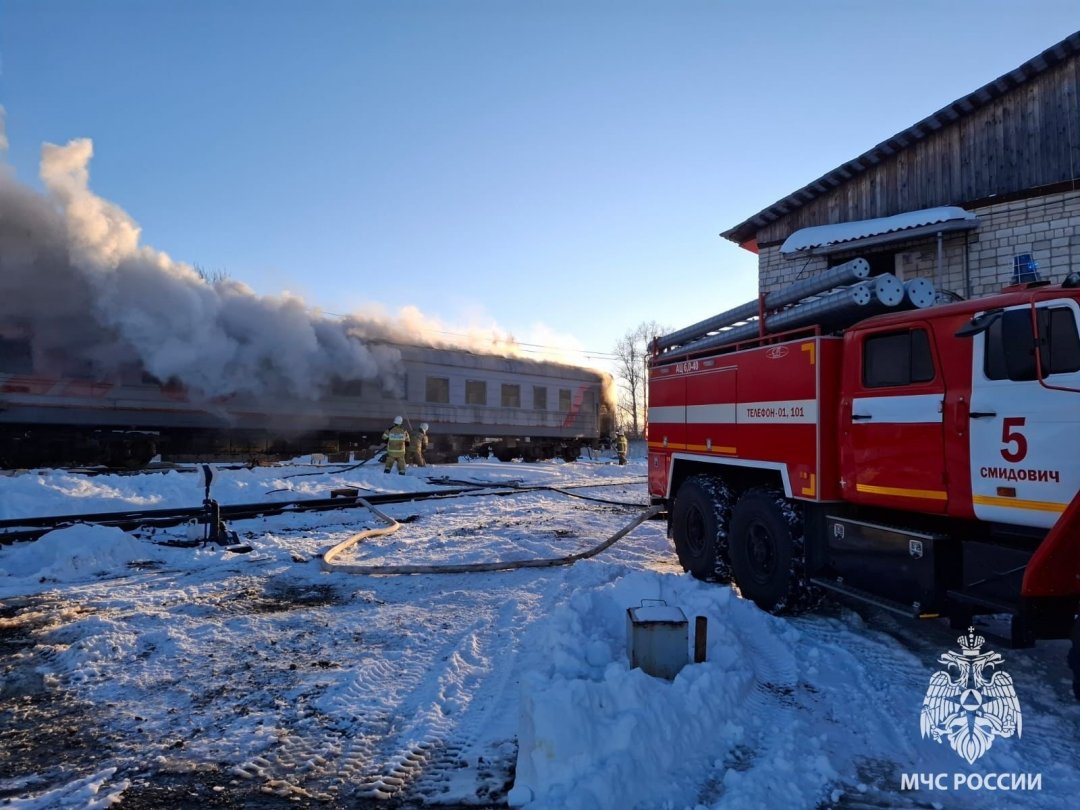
626;602;688;680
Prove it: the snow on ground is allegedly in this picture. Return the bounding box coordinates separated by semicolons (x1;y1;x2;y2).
0;456;1078;809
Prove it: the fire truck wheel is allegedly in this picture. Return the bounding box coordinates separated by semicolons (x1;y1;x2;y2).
670;474;733;582
1069;615;1080;701
728;488;804;613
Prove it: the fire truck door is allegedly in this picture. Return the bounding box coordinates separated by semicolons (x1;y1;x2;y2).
843;325;948;512
969;298;1080;530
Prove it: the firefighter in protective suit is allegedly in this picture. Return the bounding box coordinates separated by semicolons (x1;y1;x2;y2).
412;423;430;467
382;416;410;475
616;432;629;465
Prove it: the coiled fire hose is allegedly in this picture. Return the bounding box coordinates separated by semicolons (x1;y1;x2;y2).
320;498;663;576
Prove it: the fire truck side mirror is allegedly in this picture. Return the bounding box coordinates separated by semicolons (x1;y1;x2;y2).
955;309;1002;338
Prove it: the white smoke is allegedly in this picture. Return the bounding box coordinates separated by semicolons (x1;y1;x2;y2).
0;137;403;400
0;133;599;406
0;107;8;153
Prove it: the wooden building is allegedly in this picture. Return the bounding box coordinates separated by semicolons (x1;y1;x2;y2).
722;31;1080;301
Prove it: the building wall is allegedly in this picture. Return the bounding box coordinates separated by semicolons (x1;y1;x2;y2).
745;53;1080;250
758;189;1080;303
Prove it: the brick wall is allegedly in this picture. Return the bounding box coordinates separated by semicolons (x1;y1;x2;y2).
967;190;1080;296
757;189;1080;302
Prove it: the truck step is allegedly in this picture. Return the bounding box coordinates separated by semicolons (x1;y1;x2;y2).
810;577;926;618
945;589;1018;615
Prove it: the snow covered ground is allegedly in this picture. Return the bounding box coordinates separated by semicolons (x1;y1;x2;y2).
0;456;1078;809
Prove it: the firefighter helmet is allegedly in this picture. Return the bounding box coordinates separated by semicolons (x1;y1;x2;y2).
393;416;403;426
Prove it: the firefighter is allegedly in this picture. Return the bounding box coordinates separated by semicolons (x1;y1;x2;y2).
616;431;629;465
382;416;410;475
412;422;430;467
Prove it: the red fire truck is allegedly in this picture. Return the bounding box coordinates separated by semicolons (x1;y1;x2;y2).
648;270;1080;699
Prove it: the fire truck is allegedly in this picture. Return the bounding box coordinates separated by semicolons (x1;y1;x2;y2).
648;260;1080;699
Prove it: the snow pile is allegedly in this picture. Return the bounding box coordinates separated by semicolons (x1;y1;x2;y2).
0;524;167;580
510;563;1080;809
511;568;842;809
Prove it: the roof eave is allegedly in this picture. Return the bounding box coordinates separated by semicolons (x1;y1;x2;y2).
721;30;1080;246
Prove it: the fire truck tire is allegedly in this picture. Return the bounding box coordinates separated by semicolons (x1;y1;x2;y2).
1068;615;1080;701
728;488;806;613
670;474;733;582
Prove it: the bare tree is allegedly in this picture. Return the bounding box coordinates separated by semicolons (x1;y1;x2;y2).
193;264;230;285
613;321;665;438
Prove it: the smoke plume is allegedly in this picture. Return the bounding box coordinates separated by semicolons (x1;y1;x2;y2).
0;137;406;400
0;132;602;410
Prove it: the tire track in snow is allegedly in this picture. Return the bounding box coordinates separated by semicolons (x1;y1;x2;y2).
232;605;484;800
404;594;529;804
230;575;551;803
353;572;568;804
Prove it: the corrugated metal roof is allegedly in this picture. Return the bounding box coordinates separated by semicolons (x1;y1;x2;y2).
721;30;1080;247
780;206;977;253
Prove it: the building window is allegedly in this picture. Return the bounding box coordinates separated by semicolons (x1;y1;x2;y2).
985;307;1080;381
533;386;547;410
425;376;450;403
559;388;572;411
863;329;935;388
501;383;521;408
465;380;487;405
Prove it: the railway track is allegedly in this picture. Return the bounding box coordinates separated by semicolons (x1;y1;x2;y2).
0;477;649;545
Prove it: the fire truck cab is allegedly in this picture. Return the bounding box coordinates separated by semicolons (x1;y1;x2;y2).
649;278;1080;699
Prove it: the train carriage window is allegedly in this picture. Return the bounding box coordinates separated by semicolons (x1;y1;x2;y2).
986;306;1080;381
0;338;32;374
559;388;572;411
426;376;450;404
465;380;487;406
533;386;547;410
381;380;406;399
501;384;521;408
330;377;364;397
863;329;935;388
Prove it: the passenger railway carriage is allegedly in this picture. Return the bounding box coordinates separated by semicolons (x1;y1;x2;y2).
0;340;613;467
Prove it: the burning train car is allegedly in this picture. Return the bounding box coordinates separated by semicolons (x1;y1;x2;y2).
0;137;615;468
0;337;614;468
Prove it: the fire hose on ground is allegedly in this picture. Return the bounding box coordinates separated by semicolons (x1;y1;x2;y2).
320;498;664;576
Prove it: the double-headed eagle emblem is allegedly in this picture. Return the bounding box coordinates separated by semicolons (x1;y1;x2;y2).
920;627;1022;764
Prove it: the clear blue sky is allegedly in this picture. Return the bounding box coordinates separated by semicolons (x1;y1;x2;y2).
1;1;1077;368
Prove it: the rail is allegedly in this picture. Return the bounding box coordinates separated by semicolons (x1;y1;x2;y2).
0;477;649;545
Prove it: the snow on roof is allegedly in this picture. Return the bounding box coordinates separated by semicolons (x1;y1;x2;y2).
780;206;977;254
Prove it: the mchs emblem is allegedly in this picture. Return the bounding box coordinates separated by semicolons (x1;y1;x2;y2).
920;628;1022;764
